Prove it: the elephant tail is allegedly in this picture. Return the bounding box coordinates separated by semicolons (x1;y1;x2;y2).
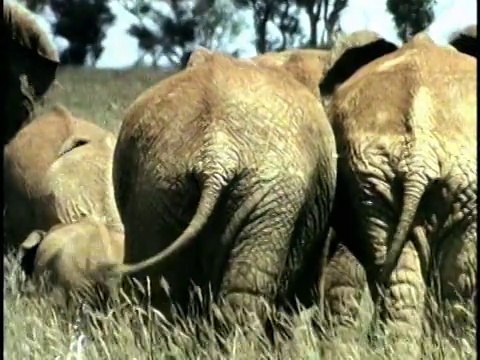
380;173;429;284
117;177;227;276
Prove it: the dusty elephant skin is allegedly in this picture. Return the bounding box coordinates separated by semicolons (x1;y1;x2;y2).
4;2;59;146
19;217;124;307
319;30;477;355
4;105;116;252
106;48;337;332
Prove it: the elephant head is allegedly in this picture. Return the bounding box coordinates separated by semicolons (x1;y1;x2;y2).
448;25;477;58
4;2;60;146
19;219;125;304
319;30;399;102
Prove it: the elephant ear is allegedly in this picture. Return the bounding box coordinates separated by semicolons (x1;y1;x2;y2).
20;229;46;250
448;25;477;58
186;46;215;68
57;135;91;157
5;2;60;99
19;229;46;276
319;30;399;98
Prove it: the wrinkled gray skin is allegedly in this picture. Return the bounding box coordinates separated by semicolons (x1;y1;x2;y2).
4;2;59;146
19;217;124;307
319;30;476;355
4;106;118;252
107;48;337;332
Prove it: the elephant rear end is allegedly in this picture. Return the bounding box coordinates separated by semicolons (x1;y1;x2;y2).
112;52;337;325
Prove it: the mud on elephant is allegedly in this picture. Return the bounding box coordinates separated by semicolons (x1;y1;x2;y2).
318;30;476;355
4;2;59;146
101;48;337;335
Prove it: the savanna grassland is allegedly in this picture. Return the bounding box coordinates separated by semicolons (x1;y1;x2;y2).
4;67;476;360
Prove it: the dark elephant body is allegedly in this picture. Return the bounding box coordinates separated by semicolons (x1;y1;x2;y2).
320;31;476;354
4;2;59;145
111;50;337;324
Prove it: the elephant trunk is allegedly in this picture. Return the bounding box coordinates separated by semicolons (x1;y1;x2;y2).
117;176;227;276
380;174;429;284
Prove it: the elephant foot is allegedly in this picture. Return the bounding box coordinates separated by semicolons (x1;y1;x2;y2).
323;284;364;328
213;291;279;344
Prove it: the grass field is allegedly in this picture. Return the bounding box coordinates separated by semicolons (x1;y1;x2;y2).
4;67;476;360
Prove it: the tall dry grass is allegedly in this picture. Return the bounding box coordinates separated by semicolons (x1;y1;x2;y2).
5;251;475;360
5;67;476;359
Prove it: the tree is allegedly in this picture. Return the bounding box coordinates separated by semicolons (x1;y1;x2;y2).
49;0;115;66
387;0;436;42
274;0;302;50
125;0;197;67
194;0;249;53
295;0;348;48
234;0;303;54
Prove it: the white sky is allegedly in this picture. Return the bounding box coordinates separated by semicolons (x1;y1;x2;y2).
13;0;477;69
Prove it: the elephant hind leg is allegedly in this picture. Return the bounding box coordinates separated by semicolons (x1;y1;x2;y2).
216;186;304;337
367;241;426;357
322;244;367;334
437;222;476;343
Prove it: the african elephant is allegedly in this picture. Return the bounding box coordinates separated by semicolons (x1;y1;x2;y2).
251;49;329;99
41;129;122;229
4;105;116;252
319;230;367;331
19;217;124;306
103;48;337;332
448;24;476;58
4;2;59;146
253;47;369;333
318;30;476;355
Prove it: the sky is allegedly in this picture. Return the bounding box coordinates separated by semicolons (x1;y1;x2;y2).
11;0;477;69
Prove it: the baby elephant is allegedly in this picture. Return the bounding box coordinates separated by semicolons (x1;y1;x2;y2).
19;217;124;306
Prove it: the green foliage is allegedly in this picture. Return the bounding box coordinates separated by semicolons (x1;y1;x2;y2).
195;0;249;53
50;0;115;65
387;0;437;42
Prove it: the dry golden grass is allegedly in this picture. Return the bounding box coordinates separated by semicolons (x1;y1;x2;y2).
5;67;476;359
4;251;475;360
39;67;175;134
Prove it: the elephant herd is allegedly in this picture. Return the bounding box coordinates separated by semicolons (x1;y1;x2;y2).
4;2;477;355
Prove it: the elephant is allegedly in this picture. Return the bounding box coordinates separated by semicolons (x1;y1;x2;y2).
448;24;476;58
4;2;60;146
190;47;369;333
318;29;476;355
4;105;117;252
251;49;330;99
253;47;370;334
319;230;367;332
41;128;122;229
101;48;337;333
19;217;124;306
